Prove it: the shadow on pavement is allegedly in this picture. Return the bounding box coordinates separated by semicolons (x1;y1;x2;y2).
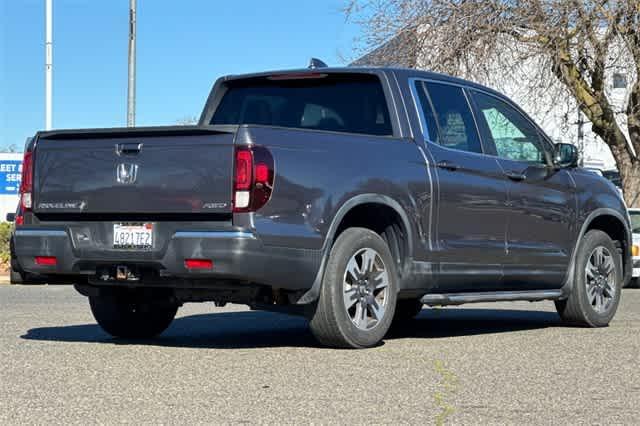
21;307;562;349
387;307;561;339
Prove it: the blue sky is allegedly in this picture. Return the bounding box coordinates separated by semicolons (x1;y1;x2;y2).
0;0;362;151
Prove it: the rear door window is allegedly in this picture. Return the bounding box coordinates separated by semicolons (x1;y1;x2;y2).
422;82;483;154
211;74;393;136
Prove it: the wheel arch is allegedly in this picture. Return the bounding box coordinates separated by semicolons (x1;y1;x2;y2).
561;208;632;296
297;194;414;304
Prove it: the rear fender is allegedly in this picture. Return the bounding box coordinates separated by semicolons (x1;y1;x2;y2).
296;194;413;304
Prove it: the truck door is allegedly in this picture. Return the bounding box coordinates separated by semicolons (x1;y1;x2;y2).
412;80;509;291
468;89;575;289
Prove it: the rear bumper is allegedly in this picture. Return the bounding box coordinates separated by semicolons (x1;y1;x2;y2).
13;227;321;290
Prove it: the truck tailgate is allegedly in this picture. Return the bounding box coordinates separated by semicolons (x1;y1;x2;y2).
33;126;236;215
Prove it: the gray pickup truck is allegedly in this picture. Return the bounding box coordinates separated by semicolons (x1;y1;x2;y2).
13;67;631;348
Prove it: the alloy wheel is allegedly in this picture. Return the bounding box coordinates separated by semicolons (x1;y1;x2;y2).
342;248;390;330
584;246;617;314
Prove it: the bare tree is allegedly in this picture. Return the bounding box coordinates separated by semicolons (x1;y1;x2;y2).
175;116;199;126
347;0;640;206
3;144;20;153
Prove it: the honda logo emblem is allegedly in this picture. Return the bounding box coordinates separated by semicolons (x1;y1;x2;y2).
116;163;139;184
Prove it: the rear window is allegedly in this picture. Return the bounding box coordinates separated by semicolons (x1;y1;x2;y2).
210;74;393;136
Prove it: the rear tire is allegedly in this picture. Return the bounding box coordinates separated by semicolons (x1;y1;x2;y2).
10;267;45;285
9;268;24;284
309;227;398;348
556;230;622;327
89;293;178;339
392;299;423;325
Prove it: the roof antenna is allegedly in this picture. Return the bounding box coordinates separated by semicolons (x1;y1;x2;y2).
308;58;328;69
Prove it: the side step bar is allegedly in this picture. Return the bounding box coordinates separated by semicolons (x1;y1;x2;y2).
421;290;563;306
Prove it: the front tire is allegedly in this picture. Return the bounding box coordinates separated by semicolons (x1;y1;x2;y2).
556;230;622;327
89;292;178;339
309;228;399;348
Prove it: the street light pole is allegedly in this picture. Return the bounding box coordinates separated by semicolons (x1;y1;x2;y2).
45;0;53;131
127;0;136;127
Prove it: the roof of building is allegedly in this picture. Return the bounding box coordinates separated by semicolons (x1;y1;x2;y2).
350;29;419;68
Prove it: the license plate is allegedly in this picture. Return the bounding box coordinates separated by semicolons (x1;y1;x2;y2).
113;223;153;249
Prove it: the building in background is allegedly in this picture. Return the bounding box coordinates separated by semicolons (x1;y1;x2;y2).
354;32;633;173
0;153;22;221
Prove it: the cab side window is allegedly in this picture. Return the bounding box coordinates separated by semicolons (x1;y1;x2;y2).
471;91;546;163
422;82;484;154
413;81;440;143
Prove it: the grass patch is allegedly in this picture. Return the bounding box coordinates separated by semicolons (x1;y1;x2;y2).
433;359;458;426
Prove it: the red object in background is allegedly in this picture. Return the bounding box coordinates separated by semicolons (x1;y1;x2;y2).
35;256;57;266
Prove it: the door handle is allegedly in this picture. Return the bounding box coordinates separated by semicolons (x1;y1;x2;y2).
116;143;143;155
505;170;526;181
436;160;460;171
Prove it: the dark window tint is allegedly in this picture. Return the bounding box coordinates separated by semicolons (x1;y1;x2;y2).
414;82;439;142
211;74;392;136
472;91;545;163
424;82;483;154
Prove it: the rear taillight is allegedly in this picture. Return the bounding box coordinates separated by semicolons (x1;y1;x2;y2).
233;146;274;213
235;150;253;190
19;150;34;211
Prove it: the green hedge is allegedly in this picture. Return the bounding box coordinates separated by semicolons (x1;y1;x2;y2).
0;222;12;267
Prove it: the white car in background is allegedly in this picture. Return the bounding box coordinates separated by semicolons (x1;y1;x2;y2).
627;208;640;288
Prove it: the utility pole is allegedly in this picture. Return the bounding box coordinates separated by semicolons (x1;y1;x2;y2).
45;0;53;130
127;0;136;127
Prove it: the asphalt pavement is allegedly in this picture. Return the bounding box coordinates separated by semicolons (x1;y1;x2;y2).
1;285;638;424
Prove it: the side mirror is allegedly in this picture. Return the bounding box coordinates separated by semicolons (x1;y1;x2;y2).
554;143;578;168
5;213;15;222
